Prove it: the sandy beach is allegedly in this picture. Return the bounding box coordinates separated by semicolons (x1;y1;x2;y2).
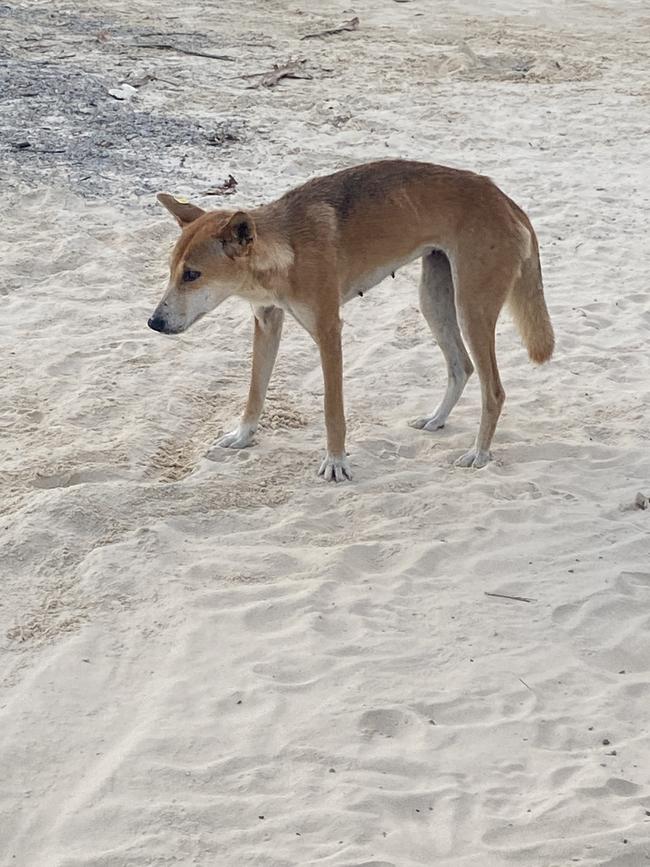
1;1;650;864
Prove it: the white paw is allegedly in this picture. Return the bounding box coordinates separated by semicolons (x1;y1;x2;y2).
318;453;353;482
410;413;446;432
454;448;491;469
215;424;256;450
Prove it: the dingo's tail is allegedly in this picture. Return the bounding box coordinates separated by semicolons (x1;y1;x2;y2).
508;231;554;364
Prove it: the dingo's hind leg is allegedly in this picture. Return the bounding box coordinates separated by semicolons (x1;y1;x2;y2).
453;265;509;469
411;250;474;432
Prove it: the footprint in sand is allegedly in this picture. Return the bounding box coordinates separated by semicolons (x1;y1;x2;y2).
358;707;415;738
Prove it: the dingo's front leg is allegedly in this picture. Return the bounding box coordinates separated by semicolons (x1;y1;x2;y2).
316;319;352;482
217;305;284;449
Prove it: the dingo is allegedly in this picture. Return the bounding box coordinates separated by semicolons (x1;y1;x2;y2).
149;160;554;481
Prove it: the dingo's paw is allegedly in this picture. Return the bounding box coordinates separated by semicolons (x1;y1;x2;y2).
318;453;352;482
215;425;255;450
410;413;446;432
454;448;491;469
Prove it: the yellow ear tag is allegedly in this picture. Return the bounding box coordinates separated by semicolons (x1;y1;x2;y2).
176;196;190;204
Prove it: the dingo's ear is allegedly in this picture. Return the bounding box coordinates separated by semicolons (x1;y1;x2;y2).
221;211;256;258
156;193;205;227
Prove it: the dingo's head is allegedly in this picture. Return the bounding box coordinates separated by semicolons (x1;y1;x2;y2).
148;194;256;335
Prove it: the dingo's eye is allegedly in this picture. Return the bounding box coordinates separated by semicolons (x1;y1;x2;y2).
183;269;201;283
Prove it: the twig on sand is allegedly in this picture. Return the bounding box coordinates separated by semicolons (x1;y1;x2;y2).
519;677;533;691
122;72;181;89
134;42;237;61
203;174;238;196
301;16;359;40
139;31;200;38
484;591;535;603
243;59;312;89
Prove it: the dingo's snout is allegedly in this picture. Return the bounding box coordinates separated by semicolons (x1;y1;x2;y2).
147;301;178;334
147;315;169;333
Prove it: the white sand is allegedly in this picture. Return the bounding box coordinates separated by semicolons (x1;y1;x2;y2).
2;1;650;865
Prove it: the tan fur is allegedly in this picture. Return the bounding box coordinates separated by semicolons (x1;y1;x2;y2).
149;159;554;479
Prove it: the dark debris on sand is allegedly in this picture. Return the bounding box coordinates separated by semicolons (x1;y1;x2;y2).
0;3;249;199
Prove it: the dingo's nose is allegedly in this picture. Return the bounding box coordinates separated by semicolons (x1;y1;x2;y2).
148;315;167;333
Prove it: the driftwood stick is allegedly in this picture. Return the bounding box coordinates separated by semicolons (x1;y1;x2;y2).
301;16;359;40
243;59;312;89
134;42;237;61
484;591;535;603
